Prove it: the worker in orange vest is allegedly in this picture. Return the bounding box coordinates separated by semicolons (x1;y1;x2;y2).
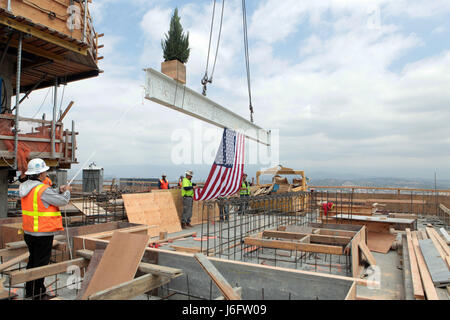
43;176;53;187
158;174;169;189
19;158;72;300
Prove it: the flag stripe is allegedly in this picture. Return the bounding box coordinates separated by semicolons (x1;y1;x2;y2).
194;129;245;201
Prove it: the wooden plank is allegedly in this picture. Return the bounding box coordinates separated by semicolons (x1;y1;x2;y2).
244;237;343;255
410;231;439;300
0;252;29;272
428;228;450;257
418;239;450;287
316;229;357;237
76;249;183;278
358;242;376;266
262;230;351;245
87;274;171;300
170;245;213;255
76;249;104;300
194;253;241;300
367;232;396;254
0;16;88;55
9;258;89;286
344;282;357;300
80;231;150;300
405;229;425;300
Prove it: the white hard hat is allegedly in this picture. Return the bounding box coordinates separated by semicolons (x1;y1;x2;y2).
25;158;50;175
185;170;193;176
162;173;166;176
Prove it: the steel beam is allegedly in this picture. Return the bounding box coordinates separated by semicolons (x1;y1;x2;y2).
144;68;271;146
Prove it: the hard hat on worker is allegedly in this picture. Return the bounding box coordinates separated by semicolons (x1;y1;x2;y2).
25;158;50;175
185;170;193;176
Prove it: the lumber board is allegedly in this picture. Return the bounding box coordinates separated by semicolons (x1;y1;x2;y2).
344;282;357;300
80;231;150;300
316;229;357;237
405;229;425;300
0;247;28;259
9;258;89;286
244;237;343;255
194;253;241;300
418;239;450;287
76;249;183;278
428;228;450;257
87;274;171;300
76;249;104;300
0;252;29;272
170;245;213;255
262;230;351;245
358;242;376;266
410;231;439;300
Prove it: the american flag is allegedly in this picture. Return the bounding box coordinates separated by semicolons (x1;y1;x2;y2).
194;128;245;201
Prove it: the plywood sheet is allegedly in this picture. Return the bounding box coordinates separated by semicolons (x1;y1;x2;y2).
76;249;104;300
123;192;181;237
80;232;150;300
367;232;396;254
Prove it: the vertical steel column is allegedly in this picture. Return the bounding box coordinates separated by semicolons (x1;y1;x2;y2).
7;0;11;11
71;120;75;161
51;78;58;158
13;33;22;170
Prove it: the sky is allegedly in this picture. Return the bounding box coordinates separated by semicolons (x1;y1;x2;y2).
17;0;450;182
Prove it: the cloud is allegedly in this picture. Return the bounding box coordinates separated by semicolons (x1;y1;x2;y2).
17;0;450;180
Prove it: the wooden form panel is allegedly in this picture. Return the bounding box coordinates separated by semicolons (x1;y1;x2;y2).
123;192;181;237
153;189;220;226
244;237;343;255
80;231;150;300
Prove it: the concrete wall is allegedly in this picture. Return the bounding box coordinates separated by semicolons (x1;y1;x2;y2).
150;249;354;300
0;169;9;218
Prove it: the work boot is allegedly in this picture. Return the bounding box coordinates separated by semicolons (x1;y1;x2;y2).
181;222;187;229
186;223;193;228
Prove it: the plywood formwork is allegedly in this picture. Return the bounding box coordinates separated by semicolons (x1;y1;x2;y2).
152;189;219;225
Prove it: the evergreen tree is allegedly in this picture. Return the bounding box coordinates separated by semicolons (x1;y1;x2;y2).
161;8;190;64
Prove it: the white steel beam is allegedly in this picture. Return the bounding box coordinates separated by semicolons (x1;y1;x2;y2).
144;68;271;146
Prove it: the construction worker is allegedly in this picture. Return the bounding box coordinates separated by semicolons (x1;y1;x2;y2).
239;173;250;215
218;196;229;222
321;202;335;218
181;170;196;229
19;158;72;300
158;174;169;189
43;175;53;187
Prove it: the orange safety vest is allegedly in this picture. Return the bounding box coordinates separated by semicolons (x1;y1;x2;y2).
21;184;63;233
43;177;52;186
159;179;169;189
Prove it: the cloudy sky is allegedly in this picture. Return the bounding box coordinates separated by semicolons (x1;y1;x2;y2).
19;0;450;181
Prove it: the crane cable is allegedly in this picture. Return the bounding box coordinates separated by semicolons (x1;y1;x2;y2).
202;0;225;96
242;0;254;123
